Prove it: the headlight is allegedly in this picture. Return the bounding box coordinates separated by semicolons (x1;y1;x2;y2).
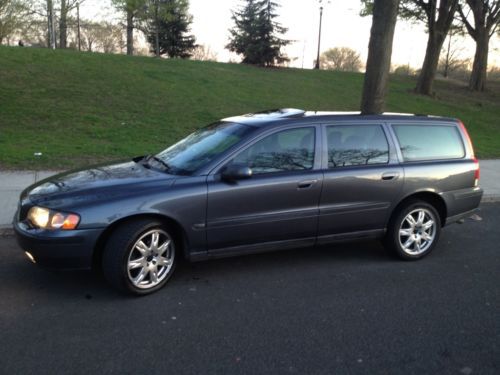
27;206;80;230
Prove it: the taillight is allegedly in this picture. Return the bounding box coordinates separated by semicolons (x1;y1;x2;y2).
473;157;480;186
458;120;479;187
458;120;475;157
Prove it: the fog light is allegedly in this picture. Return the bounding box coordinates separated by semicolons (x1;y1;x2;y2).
25;251;36;264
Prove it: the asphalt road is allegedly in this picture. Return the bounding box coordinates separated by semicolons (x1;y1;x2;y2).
1;204;499;375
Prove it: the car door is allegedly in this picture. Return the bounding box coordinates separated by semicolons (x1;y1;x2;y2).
206;125;323;255
317;122;404;242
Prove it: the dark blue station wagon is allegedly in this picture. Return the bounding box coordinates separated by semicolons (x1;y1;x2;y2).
14;109;483;295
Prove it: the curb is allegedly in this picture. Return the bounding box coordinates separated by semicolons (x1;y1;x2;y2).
481;194;500;203
0;226;14;237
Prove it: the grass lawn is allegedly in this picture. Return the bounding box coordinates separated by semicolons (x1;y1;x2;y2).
1;46;499;170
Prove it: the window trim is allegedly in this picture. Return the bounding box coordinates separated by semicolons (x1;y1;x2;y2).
390;122;466;163
322;123;391;170
209;124;321;176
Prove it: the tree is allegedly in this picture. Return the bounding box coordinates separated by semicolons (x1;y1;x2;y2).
17;18;47;46
191;44;218;61
80;21;124;53
393;64;416;75
112;0;145;55
320;47;363;72
58;0;84;48
361;0;400;114
440;23;466;77
413;0;459;95
226;0;290;66
0;0;29;44
144;0;196;58
458;0;500;91
361;0;459;96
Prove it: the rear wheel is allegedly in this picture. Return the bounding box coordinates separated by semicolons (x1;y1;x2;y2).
102;219;176;295
384;200;441;260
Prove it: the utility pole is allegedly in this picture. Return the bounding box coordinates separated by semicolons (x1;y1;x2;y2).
77;1;81;51
315;1;329;69
47;0;56;49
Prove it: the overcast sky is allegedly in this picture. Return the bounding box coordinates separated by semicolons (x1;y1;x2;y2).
80;0;500;69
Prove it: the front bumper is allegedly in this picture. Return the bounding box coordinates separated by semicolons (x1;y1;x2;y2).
13;219;104;270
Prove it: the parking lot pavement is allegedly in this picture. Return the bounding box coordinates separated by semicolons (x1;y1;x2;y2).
0;203;499;375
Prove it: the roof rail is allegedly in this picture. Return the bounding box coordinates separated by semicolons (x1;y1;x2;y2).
244;108;306;118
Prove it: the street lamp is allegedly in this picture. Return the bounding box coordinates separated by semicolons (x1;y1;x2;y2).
314;0;330;70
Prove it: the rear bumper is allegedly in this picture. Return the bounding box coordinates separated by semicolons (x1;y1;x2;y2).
13;220;104;270
443;187;483;226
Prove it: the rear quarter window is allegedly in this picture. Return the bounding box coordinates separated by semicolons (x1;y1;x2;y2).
392;124;465;161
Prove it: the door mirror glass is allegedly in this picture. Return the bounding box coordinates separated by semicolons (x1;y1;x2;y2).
221;164;253;181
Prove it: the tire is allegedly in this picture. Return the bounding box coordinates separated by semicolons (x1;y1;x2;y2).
384;200;441;260
102;219;177;295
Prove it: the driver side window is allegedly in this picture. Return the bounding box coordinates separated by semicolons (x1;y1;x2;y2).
231;127;315;175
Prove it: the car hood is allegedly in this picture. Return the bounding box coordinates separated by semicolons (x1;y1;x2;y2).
23;160;177;205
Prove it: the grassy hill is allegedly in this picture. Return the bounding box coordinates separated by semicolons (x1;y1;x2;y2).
1;46;499;170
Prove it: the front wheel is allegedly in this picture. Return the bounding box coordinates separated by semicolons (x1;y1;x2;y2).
102;219;176;295
384;200;441;260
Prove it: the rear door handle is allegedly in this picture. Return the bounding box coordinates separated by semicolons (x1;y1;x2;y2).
298;179;318;189
381;172;400;181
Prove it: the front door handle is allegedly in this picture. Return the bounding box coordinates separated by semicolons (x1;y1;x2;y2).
298;179;318;189
381;172;400;181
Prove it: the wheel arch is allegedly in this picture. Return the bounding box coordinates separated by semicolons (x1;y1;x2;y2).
388;191;447;228
91;213;190;270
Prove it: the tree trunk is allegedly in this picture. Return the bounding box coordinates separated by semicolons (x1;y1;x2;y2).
469;29;489;91
47;0;56;49
360;0;400;115
443;34;451;78
126;10;134;55
154;2;160;57
415;31;447;95
59;0;67;49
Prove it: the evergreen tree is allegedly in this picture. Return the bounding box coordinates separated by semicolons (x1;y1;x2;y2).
145;0;196;58
227;0;290;66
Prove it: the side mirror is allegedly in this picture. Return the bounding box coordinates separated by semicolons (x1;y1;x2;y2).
221;164;253;181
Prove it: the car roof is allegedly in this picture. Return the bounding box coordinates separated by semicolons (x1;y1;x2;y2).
222;108;458;127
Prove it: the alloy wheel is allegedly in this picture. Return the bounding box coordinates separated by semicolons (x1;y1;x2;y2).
126;229;174;289
398;208;436;255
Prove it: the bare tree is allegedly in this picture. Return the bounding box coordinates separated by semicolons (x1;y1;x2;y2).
80;21;124;53
440;24;466;77
361;0;400;115
18;18;48;46
191;44;218;61
59;0;83;48
458;0;500;91
361;0;459;95
414;0;459;95
320;47;363;72
0;0;29;44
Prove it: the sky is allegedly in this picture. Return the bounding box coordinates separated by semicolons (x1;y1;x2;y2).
80;0;500;69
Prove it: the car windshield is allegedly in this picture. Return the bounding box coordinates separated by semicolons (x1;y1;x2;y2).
155;121;254;175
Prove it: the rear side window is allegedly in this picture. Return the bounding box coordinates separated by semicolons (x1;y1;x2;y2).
392;124;465;161
326;125;389;168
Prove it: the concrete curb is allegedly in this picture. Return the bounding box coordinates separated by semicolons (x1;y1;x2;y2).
481;195;500;203
0;226;14;237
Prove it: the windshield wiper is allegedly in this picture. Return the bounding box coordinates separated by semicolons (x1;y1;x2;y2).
145;155;172;173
